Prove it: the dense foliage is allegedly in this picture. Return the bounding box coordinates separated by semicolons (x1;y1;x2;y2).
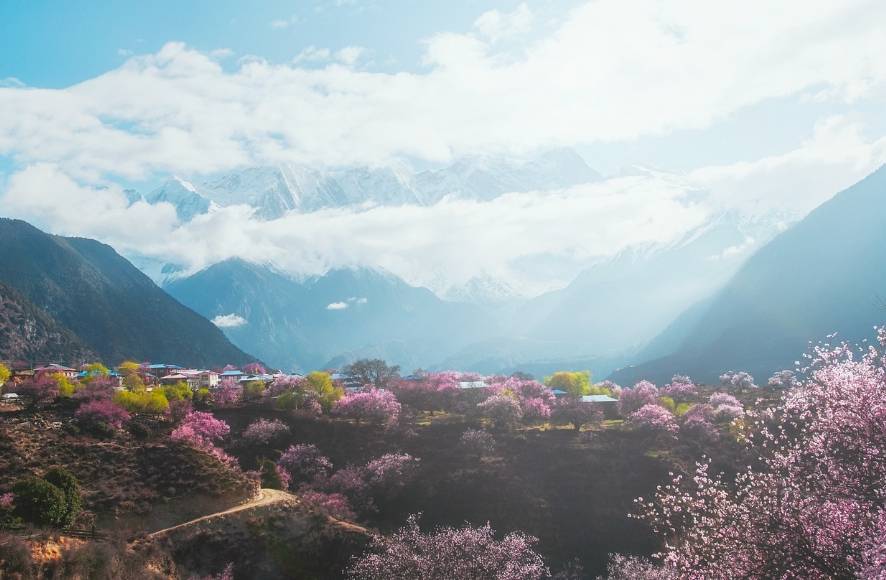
636;330;886;578
347;514;549;580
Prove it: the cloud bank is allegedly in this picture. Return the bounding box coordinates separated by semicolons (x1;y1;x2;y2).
1;0;885;180
1;0;885;296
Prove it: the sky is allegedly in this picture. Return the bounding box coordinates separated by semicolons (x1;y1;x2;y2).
1;0;886;294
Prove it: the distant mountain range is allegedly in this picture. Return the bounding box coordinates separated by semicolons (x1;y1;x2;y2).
164;259;491;372
611;165;886;385
137;148;601;221
0;219;256;367
162;207;784;375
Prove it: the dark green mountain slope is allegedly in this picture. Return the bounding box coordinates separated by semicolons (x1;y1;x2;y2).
0;218;255;367
0;281;96;364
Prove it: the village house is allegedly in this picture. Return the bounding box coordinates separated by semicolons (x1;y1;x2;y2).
33;364;78;379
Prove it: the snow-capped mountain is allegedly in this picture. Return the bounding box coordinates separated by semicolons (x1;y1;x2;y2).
415;148;601;203
138;148;601;221
145;177;213;221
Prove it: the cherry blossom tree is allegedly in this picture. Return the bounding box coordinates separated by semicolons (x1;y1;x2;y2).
171;411;236;468
599;554;676;580
477;393;524;430
364;453;420;492
636;329;886;578
74;399;131;432
629;404;677;434
333;388;401;427
347;514;549;580
661;375;697;401
243;363;267;375
277;444;333;487
242;418;290;445
767;369;800;389
708;392;743;420
212;379;242;407
679;404;717;440
299;490;356;520
719;370;757;391
617;381;659;416
488;376;555;421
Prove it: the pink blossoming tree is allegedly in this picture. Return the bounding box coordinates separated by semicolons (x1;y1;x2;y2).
618;381;659;416
347;514;549;580
629;404;678;435
333;388;401;427
636;329;886;578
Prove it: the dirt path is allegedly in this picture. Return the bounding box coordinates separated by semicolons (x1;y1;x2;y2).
144;488;297;539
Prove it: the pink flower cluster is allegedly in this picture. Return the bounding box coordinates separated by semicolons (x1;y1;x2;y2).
618;381;659;416
719;370;757;390
637;329;886;577
299;490;357;520
477;393;524;429
242;418;290;445
487;377;555;420
171;411;236;468
347;514;549;580
75;399;131;429
629;404;678;434
277;443;333;486
0;492;13;510
364;453;420;489
708;392;743;420
767;369;800;389
661;375;697;401
212;380;243;407
332;388;401;426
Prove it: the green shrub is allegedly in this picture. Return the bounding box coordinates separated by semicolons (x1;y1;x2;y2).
259;459;284;490
114;389;169;414
42;468;82;527
675;402;693;416
658;396;676;412
11;478;67;527
162;381;193;402
243;381;266;402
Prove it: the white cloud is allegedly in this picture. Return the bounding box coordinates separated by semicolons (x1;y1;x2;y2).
689;116;886;216
212;313;248;327
2;110;885;297
326;302;349;310
474;3;533;42
2;1;886;298
270;15;299;29
293;45;332;64
335;46;365;66
210;48;234;59
1;1;885;179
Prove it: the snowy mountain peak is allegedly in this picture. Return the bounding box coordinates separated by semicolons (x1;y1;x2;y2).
142;148;602;221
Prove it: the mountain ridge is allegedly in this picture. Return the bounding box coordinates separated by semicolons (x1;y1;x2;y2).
0;218;257;367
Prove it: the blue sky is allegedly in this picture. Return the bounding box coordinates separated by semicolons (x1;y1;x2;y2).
1;0;885;292
1;0;573;86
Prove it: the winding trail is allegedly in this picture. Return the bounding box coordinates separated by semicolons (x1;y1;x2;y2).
144;488;297;539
